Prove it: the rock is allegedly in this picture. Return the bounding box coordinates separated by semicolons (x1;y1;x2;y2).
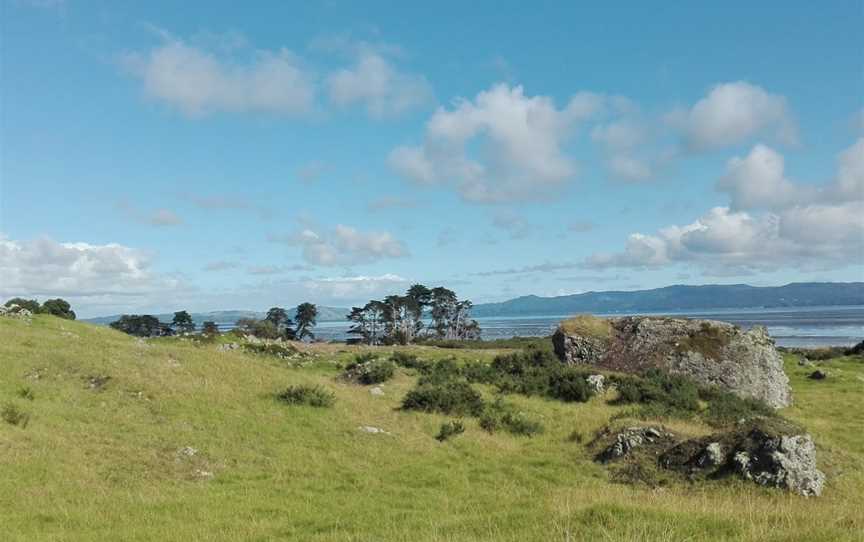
217;343;240;352
178;446;198;457
797;357;814;367
808;370;827;380
369;386;385;396
847;340;864;356
554;316;792;408
0;304;33;321
586;374;605;393
597;426;673;462
358;425;390;435
698;442;725;468
733;433;824;497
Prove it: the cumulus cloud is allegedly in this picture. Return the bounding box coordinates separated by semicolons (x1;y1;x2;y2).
121;33;315;117
299;273;410;300
270;224;408;266
586;139;864;274
668;81;797;150
388;84;605;203
0;235;181;305
326;50;432;117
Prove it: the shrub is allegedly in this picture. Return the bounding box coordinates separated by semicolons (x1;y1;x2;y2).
460;360;496;384
435;420;465;442
276;385;335;408
402;380;484;416
698;386;775;426
417;357;462;385
343;355;396;385
16;387;34;401
390;351;423;369
479;399;543;437
549;367;595;402
243;342;301;360
1;403;30;427
611;369;699;412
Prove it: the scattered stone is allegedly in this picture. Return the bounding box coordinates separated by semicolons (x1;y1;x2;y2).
178;446;198;457
86;375;111;390
216;343;240;352
553;316;792;408
586;374;605;393
698;442;725;468
808;370;827;380
0;304;33;322
369;386;385;396
358;425;390;435
597;426;673;462
194;469;214;479
797;357;814;367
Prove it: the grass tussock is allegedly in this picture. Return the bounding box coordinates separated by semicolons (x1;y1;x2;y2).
559;314;612;340
275;384;335;408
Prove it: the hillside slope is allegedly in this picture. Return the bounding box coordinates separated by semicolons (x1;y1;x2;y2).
1;316;862;541
472;282;864;317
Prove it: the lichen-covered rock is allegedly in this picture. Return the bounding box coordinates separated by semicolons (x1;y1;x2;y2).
660;419;825;497
0;304;33;321
586;374;605;393
596;426;674;462
554;316;791;408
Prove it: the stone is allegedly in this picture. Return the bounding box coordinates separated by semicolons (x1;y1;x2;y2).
369;386;385;396
0;304;33;321
586;374;605;393
697;442;725;468
217;343;240;352
808;370;827;380
178;446;198;457
597;426;672;462
359;425;390;435
733;433;824;497
553;316;792;408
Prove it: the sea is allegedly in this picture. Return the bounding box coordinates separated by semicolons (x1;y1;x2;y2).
293;305;864;348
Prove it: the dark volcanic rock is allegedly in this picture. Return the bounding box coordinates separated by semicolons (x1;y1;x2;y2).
808;370;827;380
553;316;792;408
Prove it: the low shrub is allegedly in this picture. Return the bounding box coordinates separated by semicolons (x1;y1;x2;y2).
479;399;543;437
611;369;699;412
16;387;34;401
402;380;484;416
343;355;396;385
698;386;775;426
1;403;30;427
435;420;465;442
276;385;335;408
549;367;595;402
390;351;430;370
243;342;302;360
484;348;595;402
417;357;463;385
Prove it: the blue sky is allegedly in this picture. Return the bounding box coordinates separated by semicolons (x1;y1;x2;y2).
1;0;862;318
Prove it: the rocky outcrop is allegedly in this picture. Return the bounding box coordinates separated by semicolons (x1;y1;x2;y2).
596;419;825;496
553;316;791;408
0;304;33;321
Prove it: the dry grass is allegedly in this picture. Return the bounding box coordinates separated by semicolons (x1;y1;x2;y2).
558;314;613;340
0;315;862;541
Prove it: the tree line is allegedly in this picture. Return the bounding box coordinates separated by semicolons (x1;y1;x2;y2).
346;284;480;345
3;297;76;320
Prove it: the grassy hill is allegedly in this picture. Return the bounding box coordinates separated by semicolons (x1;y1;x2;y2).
1;316;862;541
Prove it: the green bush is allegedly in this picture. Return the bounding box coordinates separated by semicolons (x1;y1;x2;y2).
343;356;396;384
435;420;465;442
390;351;430;370
16;387;34;401
276;385;335;408
549;367;595;402
611;369;699;412
243;342;302;359
417;357;463;385
402;380;484;416
698;386;775;426
479;399;543;437
1;403;30;427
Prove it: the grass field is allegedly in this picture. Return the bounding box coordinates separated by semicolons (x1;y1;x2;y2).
1;315;862;541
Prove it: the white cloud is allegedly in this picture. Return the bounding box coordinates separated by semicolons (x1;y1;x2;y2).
388;84;605;203
0;235;180;303
668;81;797;150
271;224;408;266
122;35;315;117
326;51;432;117
299;273;410;300
587;139;864;273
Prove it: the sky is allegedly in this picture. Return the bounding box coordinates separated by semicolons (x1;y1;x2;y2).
1;0;863;318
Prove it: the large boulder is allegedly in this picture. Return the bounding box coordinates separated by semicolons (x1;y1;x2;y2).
553;315;791;408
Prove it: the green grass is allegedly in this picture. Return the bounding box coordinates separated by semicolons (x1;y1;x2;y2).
558;314;612;340
1;315;862;541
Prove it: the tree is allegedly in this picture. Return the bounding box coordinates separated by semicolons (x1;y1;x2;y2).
295;302;318;341
236;318;281;340
40;298;76;320
382;295;419;344
201;321;220;336
265;307;296;339
109;314;163;337
345;300;386;345
171;310;195;334
405;284;432;335
3;298;41;314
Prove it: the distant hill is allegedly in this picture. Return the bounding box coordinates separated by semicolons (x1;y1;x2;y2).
84;306;351;326
471;282;864;317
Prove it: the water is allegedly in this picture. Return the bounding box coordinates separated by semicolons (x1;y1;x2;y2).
219;305;864;348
